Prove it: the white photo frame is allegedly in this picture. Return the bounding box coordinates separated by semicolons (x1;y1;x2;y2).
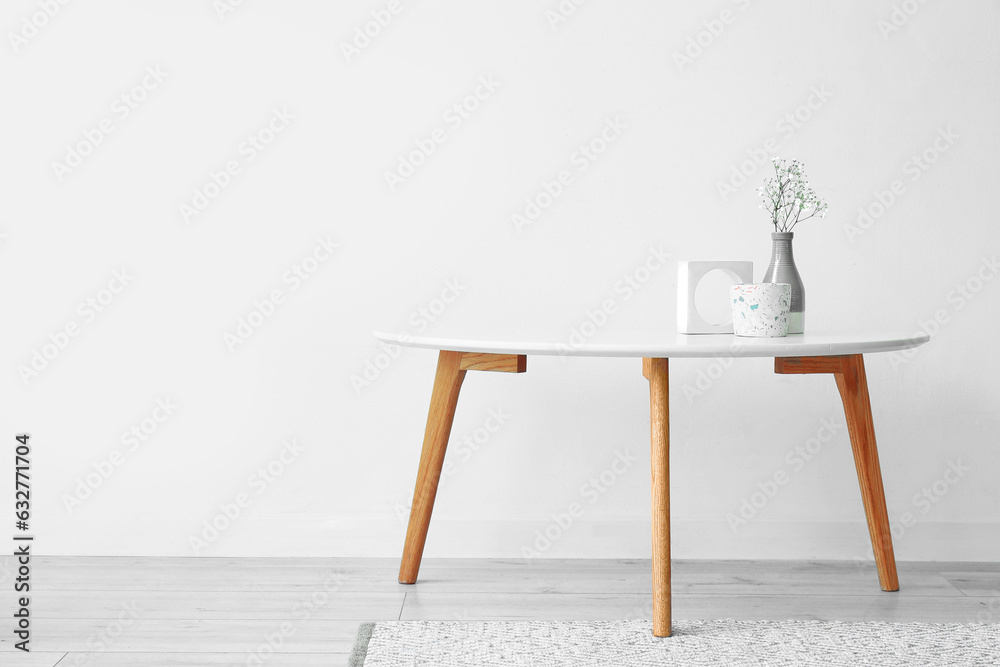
677;260;754;334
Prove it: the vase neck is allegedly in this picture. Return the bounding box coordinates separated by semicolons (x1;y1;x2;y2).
770;233;794;256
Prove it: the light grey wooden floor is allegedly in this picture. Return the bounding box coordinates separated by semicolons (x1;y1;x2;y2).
1;557;998;666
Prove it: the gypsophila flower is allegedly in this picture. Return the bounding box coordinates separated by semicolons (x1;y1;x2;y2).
758;157;828;232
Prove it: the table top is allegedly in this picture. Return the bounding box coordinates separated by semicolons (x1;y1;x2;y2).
373;330;930;359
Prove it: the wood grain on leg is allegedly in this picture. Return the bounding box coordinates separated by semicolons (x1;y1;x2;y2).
775;353;899;592
644;357;671;637
774;355;849;375
459;353;526;373
835;354;899;591
399;350;467;584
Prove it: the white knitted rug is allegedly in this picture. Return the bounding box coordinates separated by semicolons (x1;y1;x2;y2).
349;619;1000;666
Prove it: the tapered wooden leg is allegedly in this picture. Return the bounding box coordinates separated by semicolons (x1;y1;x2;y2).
398;350;466;584
644;357;671;637
775;353;899;592
835;354;899;591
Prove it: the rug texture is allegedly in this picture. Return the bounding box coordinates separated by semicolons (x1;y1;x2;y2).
349;619;1000;666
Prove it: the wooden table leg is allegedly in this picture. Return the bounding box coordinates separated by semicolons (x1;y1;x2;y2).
835;354;899;591
774;353;899;592
398;351;526;585
398;350;467;584
644;357;671;637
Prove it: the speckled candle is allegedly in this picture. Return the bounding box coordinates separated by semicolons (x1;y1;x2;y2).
730;283;791;337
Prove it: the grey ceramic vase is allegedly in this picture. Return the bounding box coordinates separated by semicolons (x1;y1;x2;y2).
762;232;804;334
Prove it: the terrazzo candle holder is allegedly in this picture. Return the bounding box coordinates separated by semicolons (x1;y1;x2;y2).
730;283;791;337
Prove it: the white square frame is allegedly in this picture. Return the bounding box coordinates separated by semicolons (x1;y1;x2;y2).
677;260;754;334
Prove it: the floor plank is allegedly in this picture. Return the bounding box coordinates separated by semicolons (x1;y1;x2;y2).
6;591;404;620
0;619;361;653
2;558;966;596
57;653;350;666
0;653;66;667
940;571;1000;596
3;556;999;572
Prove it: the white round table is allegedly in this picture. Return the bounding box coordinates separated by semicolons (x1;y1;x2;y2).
374;330;928;358
375;329;930;637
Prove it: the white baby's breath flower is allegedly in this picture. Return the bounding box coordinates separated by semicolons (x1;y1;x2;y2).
757;156;828;233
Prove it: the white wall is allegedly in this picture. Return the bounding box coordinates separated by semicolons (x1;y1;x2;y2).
3;0;998;563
